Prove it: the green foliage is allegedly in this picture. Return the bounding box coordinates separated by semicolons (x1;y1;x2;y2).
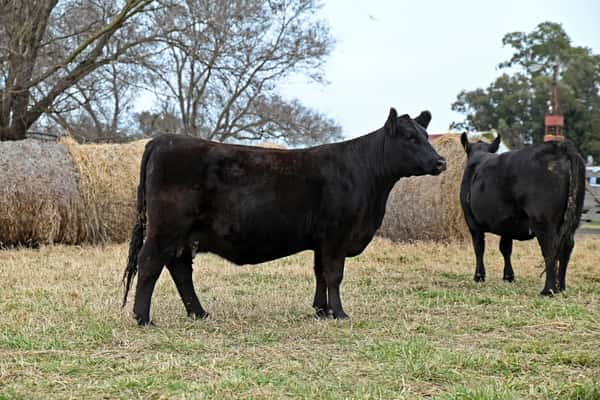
452;22;600;159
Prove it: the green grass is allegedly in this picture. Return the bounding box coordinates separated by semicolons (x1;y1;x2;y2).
0;236;599;399
582;220;600;230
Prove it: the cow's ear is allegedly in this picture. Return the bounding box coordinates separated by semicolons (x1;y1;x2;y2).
415;110;432;129
460;132;470;153
489;134;500;153
384;107;398;136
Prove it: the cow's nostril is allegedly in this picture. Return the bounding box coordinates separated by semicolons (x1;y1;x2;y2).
437;159;447;170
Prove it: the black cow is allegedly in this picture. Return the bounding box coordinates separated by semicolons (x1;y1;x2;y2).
459;133;585;295
122;108;447;325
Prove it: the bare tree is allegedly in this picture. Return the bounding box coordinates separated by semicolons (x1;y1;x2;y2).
48;59;145;142
1;0;341;145
229;94;341;146
144;0;341;145
135;103;183;136
0;0;155;141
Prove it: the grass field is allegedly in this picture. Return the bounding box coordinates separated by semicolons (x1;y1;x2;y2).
1;235;599;399
582;220;600;231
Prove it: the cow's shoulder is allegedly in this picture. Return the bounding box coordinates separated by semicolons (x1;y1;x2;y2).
466;152;499;180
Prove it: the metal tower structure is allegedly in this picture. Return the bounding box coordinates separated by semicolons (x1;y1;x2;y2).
543;64;564;141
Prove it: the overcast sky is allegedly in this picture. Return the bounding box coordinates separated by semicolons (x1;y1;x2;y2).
280;0;600;138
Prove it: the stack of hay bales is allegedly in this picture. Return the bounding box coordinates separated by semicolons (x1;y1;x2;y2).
378;135;470;242
0;138;147;246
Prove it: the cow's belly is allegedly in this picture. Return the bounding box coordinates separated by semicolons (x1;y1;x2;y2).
184;180;320;264
209;241;309;265
193;207;313;265
469;192;535;240
482;215;535;241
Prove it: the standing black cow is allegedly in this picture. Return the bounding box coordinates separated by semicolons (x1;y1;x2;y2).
122;108;447;325
459;133;585;295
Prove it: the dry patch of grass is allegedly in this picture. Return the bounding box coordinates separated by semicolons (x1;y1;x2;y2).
1;236;599;399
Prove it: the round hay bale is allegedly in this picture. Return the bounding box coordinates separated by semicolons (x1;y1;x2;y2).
62;137;148;243
378;135;470;242
0;139;83;246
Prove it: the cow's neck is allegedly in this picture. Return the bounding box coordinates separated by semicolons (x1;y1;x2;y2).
342;130;398;230
344;128;397;192
466;152;495;174
462;151;496;192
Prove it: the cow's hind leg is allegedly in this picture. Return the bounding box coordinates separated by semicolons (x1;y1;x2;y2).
500;236;515;282
133;239;168;326
167;248;209;320
470;230;486;282
534;226;560;296
312;249;328;318
558;235;575;292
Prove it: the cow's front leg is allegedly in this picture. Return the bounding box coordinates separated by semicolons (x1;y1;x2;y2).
167;249;209;320
312;249;328;318
322;251;349;320
500;236;515;282
470;230;486;282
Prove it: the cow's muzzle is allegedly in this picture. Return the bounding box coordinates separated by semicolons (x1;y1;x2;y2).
433;158;447;175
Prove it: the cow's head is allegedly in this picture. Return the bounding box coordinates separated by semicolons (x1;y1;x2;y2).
460;132;500;157
383;108;447;177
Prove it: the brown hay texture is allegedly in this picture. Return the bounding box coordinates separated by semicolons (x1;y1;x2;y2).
61;137;147;243
0;139;83;246
378;135;470;242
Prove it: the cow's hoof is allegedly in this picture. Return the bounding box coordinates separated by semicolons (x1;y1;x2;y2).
540;288;555;297
314;307;328;319
503;275;515;283
188;311;210;320
136;317;156;327
328;309;350;320
473;274;485;282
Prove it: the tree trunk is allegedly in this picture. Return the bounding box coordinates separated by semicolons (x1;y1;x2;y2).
0;125;27;141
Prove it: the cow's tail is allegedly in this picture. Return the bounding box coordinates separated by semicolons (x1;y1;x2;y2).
558;140;586;257
122;140;155;307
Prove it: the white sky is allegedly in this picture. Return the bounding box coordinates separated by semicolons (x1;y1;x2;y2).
280;0;600;137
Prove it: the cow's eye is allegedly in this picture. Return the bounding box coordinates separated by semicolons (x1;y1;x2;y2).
409;136;419;144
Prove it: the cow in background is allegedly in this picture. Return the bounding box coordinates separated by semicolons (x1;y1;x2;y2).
123;108;447;325
459;133;585;295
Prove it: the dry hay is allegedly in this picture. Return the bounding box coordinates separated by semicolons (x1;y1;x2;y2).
61;137;147;243
256;142;287;149
0;139;83;246
378;135;470;242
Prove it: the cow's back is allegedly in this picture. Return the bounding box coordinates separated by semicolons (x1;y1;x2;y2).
467;142;571;237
